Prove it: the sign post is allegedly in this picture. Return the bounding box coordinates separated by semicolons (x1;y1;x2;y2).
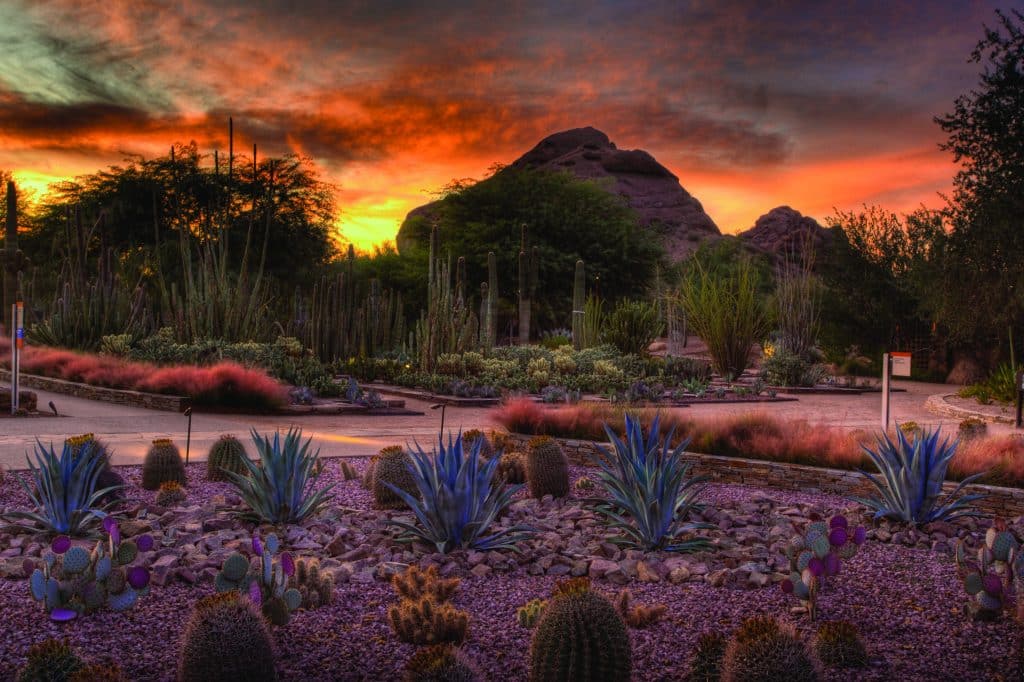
881;352;911;431
10;302;23;414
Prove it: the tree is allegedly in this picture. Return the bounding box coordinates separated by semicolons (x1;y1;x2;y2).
934;9;1024;349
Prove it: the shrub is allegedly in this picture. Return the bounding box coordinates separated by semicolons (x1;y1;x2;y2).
18;639;84;682
960;363;1019;404
372;446;418;509
601;300;663;356
721;616;821;682
223;428;334;524
141;439;186;491
385;433;532;553
679;256;770;377
155;481;186;507
528;578;631;682
403;645;480;682
814;621;867;668
177;592;277;682
3;440;119;536
206;435;249;482
590;415;712;552
958;417;988;440
852;428;986;524
526;436;570;499
761;348;813;387
663;355;712;384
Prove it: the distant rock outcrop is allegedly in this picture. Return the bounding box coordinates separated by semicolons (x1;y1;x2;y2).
737;206;833;260
397;127;721;259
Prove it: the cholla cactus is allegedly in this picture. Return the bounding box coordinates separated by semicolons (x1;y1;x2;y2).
214;532;302;626
781;514;866;619
27;518;152;621
517;599;547;628
955;519;1024;620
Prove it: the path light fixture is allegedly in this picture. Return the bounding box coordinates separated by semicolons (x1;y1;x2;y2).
430;402;447;435
183;405;193;464
48;401;58;416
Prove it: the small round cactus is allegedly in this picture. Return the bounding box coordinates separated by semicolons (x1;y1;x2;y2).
155;481;186;507
721;616;821;682
371;446;418;509
206;435;249;482
462;430;494;460
688;631;727;682
496;451;527;485
18;638;84;682
525;436;570;499
814;620;868;669
141;439;186;490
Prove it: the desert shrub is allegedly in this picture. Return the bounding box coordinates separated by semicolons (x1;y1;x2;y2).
679;256;770;377
960;363;1019;404
663;355;712;384
602;300;663;356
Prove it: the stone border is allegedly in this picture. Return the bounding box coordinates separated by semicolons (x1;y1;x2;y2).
0;369;188;412
925;393;1017;425
505;432;1024;518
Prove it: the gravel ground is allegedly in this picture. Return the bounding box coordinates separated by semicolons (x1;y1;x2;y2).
0;460;1019;681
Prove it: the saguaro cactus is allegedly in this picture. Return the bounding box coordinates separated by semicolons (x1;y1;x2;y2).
572;260;585;350
518;225;539;345
487;251;498;347
2;181;28;316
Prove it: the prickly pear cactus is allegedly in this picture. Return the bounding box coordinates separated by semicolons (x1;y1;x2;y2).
214;533;302;626
955;518;1024;620
781;514;866;619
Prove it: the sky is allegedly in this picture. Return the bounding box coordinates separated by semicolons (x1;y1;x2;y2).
0;0;1008;250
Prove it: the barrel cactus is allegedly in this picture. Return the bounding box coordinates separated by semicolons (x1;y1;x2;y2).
955;518;1024;620
528;578;631;682
141;439;186;490
155;481;186;507
496;451;527;484
68;663;129;681
18;638;84;682
721;616;821;682
371;445;418;509
526;436;570;499
177;592;277;682
403;644;480;682
206;435;249;482
65;434;125;503
814;621;868;668
688;631;727;682
462;429;494;459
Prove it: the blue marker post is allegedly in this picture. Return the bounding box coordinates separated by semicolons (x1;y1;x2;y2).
11;302;23;414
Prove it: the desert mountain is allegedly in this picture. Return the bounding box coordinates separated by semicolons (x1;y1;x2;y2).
737;205;833;260
396;127;721;259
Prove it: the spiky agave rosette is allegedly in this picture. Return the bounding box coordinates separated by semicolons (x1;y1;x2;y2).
955;518;1024;620
781;514;866;619
26;517;152;620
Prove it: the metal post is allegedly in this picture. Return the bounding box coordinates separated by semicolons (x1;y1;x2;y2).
1016;370;1023;429
881;352;891;431
11;302;22;414
183;406;193;464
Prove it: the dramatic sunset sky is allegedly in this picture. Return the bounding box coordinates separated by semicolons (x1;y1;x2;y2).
0;0;1007;250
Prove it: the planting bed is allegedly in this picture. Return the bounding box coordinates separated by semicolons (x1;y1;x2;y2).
0;459;1018;680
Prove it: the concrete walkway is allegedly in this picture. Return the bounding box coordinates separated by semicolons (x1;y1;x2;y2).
1;380;1019;470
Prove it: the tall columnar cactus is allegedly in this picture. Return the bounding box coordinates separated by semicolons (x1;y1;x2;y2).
415;251;479;372
206;434;249;482
517;224;539;345
27;519;152;620
486;251;498;348
371;445;418;509
572;260;585;350
141;439;186;490
526;436;570;499
781;514;866;620
721;615;822;682
213;533;302;626
955;518;1024;620
528;578;631;682
177;591;278;682
2;180;29;316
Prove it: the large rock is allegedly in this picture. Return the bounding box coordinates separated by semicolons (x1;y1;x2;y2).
737;206;833;260
397;126;721;259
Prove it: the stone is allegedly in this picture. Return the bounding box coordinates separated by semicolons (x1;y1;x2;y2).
588;558;619;579
668;567;691;584
637;560;662;583
471;563;492;578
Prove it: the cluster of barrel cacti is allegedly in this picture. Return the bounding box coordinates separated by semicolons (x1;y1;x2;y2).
214;533;302;626
388;565;469;646
288;558;335;609
141;438;186;490
525;436;570;499
528;577;631;682
17;638;130;682
461;430;494;459
781;514;866;619
371;445;418;509
955;519;1024;620
177;591;278;682
206;434;249;481
27;518;152;620
496;451;527;484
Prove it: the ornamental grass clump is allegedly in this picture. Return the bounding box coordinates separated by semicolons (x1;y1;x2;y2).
3;440;121;536
384;433;533;553
223;428;334;525
589;415;713;552
852;427;986;524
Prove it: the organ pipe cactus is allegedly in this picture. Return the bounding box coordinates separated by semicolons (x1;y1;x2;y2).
955;519;1024;620
214;532;303;626
781;514;866;620
26;518;152;620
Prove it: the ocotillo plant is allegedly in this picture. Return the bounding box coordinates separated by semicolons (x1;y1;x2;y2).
517;224;539;345
572;260;585;349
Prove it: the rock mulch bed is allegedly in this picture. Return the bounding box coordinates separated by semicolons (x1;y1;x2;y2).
0;459;1019;680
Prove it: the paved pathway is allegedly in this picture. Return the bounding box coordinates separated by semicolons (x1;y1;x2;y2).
1;380;1018;470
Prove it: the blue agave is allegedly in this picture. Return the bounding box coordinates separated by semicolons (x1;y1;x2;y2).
590;415;713;552
851;427;986;524
3;440;121;536
224;428;334;524
385;432;533;553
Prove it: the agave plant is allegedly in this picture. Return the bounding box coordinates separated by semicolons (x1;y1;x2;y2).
224;428;334;524
385;433;533;553
851;428;986;524
2;440;122;536
589;415;713;552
